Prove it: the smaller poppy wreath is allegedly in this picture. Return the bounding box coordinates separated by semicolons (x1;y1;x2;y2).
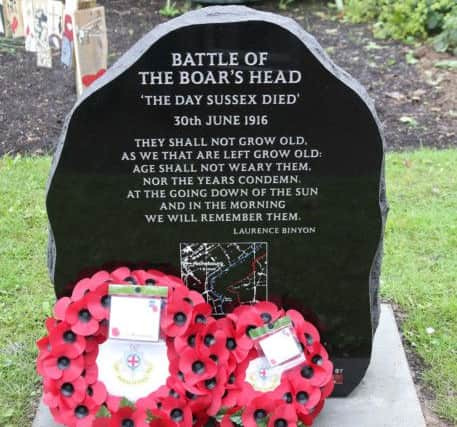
37;267;334;427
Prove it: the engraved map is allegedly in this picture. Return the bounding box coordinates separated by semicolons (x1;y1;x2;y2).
180;242;268;315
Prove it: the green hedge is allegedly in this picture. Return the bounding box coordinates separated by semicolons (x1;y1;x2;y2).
344;0;457;54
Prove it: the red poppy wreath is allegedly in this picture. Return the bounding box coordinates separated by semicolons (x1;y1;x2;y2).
37;267;334;427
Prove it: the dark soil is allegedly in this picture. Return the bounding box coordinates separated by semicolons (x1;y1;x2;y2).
0;0;456;155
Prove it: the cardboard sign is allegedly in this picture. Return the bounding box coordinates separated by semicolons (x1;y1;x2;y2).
61;0;78;67
73;6;108;96
48;0;63;50
37;45;52;68
78;0;97;9
33;0;52;68
33;0;48;46
5;0;24;37
21;0;36;51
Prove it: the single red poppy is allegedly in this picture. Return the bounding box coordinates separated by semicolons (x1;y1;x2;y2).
232;353;251;382
267;403;298;427
186;289;206;306
110;267;134;283
90;270;112;287
159;396;193;427
86;282;110;321
287;373;322;417
287;310;320;354
86;380;107;406
45;317;59;333
171;286;205;307
108;406;149;427
105;394;122;413
81;361;98;385
217;317;252;363
288;359;333;389
320;378;334;399
185;367;227;415
43;380;60;409
308;342;329;365
36;336;51;361
205;368;229;416
148;408;176;427
162;298;193;337
198;322;230;364
44;376;87;409
39;345;84;382
131;269;156;285
253;301;285;325
178;347;218;386
220;387;239;409
136;384;172;412
54;297;71;321
65;297;100;336
263;377;293;406
222;357;251;407
241;395;275;427
59;395;98;427
49;321;86;358
173;324;203;354
72;278;96;301
189;303;213;327
229;306;263;350
147;269;185;289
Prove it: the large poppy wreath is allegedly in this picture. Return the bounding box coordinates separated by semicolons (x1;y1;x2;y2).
37;267;334;427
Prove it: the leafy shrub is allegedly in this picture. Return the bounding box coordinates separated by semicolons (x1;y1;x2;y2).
344;0;457;54
433;7;457;54
344;0;380;23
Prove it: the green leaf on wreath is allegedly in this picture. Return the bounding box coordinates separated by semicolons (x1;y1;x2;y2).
229;408;244;425
215;408;228;422
120;397;135;408
95;405;110;418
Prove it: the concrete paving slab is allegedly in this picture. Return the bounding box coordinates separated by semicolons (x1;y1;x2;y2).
314;305;426;427
33;304;425;427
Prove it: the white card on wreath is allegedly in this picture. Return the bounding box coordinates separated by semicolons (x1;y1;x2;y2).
109;295;161;342
97;340;169;402
259;327;304;367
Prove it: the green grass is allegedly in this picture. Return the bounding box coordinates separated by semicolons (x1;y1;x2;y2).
0;156;54;427
0;149;456;425
383;149;457;422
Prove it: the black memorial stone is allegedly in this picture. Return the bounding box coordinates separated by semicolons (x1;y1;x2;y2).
47;6;388;396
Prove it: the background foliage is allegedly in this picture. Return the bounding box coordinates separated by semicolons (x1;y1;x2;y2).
344;0;457;54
